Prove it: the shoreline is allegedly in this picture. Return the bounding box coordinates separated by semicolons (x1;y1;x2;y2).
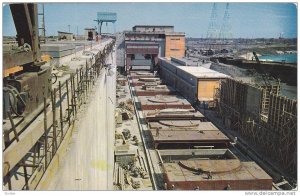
239;52;297;64
239;52;261;60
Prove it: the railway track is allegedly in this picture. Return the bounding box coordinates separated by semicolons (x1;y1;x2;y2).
127;76;158;190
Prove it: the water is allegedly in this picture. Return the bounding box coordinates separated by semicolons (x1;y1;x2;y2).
259;53;297;64
280;83;297;100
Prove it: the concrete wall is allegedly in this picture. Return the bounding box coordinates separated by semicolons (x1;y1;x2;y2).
133;26;174;33
160;59;197;102
158;39;166;57
116;32;125;68
197;80;220;101
160;66;176;86
58;32;73;40
41;44;76;58
164;177;273;190
176;76;197;101
246;85;263;117
84;29;96;40
176;68;197;86
131;59;152;66
165;35;185;58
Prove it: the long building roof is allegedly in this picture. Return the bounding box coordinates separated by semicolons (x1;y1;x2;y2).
133;25;174;28
176;65;229;79
160;57;229;79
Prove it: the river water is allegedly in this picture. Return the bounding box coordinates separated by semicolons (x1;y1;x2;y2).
259;53;297;64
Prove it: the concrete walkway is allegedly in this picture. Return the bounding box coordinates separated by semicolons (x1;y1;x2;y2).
45;49;116;190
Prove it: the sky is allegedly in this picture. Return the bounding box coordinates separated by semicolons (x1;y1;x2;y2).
2;2;298;38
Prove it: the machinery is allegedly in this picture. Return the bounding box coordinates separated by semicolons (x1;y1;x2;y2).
252;51;274;86
3;3;52;119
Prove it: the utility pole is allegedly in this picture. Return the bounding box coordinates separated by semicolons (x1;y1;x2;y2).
68;25;70;33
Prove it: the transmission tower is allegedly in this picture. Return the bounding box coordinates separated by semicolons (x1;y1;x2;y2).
219;3;232;40
206;3;219;39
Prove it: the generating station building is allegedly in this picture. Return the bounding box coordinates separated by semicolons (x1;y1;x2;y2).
123;25;185;72
3;2;297;190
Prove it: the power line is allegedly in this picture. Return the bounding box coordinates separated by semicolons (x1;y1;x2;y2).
206;3;219;39
219;3;233;40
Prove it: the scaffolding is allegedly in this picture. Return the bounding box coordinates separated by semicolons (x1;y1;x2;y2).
218;78;297;180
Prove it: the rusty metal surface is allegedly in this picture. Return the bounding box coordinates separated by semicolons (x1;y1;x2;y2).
131;78;163;87
3;51;34;70
6;66;51;117
138;95;192;110
159;149;273;190
147;95;179;103
138;77;160;82
150;130;229;142
129;71;156;79
149;121;219;131
144;109;205;121
135;85;176;96
158;149;236;160
163;161;272;182
159;120;199;127
179;159;241;173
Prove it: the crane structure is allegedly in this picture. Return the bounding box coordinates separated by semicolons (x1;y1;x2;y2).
3;3;51;121
38;4;46;43
94;12;117;36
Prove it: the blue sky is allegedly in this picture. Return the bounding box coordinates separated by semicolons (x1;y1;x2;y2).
2;2;297;38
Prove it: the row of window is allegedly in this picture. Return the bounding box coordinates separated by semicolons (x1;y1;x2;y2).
127;46;158;49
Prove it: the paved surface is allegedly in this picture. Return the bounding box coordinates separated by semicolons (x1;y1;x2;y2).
46;46;116;190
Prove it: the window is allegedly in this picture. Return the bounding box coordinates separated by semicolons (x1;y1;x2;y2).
158;34;165;39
